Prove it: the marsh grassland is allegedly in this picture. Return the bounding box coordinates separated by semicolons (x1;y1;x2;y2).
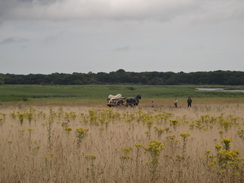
0;102;244;183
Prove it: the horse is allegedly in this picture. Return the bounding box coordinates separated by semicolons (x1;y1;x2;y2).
126;95;141;107
108;94;122;103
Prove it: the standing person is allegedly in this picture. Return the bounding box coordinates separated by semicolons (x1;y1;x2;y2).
187;97;192;107
174;98;178;108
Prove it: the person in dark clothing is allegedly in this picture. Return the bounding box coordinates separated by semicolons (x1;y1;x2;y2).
187;97;192;107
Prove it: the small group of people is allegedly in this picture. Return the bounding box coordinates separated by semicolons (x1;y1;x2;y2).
151;97;192;108
174;97;192;108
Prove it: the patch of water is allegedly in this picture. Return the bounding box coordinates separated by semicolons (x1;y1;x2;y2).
196;88;244;93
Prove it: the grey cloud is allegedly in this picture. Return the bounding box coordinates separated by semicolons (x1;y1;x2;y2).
190;0;244;25
44;31;64;44
1;37;29;44
114;46;130;52
1;38;16;44
44;36;59;44
3;0;241;23
17;0;33;2
16;0;58;4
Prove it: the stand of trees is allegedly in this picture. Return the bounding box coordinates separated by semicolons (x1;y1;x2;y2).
0;70;243;85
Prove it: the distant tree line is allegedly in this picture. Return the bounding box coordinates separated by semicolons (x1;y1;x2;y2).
0;70;244;85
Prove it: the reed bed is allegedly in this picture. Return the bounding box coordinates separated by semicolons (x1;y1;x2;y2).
0;104;243;183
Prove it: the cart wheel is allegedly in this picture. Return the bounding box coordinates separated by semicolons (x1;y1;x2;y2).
117;100;123;106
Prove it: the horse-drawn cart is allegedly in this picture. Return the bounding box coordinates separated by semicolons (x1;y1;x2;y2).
107;94;141;107
107;97;126;107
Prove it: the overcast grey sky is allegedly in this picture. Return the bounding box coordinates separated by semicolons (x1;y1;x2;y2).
0;0;244;74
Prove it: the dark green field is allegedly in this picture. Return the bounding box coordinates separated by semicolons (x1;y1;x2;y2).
0;85;244;106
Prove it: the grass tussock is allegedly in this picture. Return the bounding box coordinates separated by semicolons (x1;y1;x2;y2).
0;104;244;183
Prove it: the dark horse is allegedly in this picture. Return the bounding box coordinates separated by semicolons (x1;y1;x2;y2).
126;95;141;107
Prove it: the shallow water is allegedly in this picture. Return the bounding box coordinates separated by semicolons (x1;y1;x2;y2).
196;88;244;93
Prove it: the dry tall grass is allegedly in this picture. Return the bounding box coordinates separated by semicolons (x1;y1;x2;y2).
0;103;243;183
